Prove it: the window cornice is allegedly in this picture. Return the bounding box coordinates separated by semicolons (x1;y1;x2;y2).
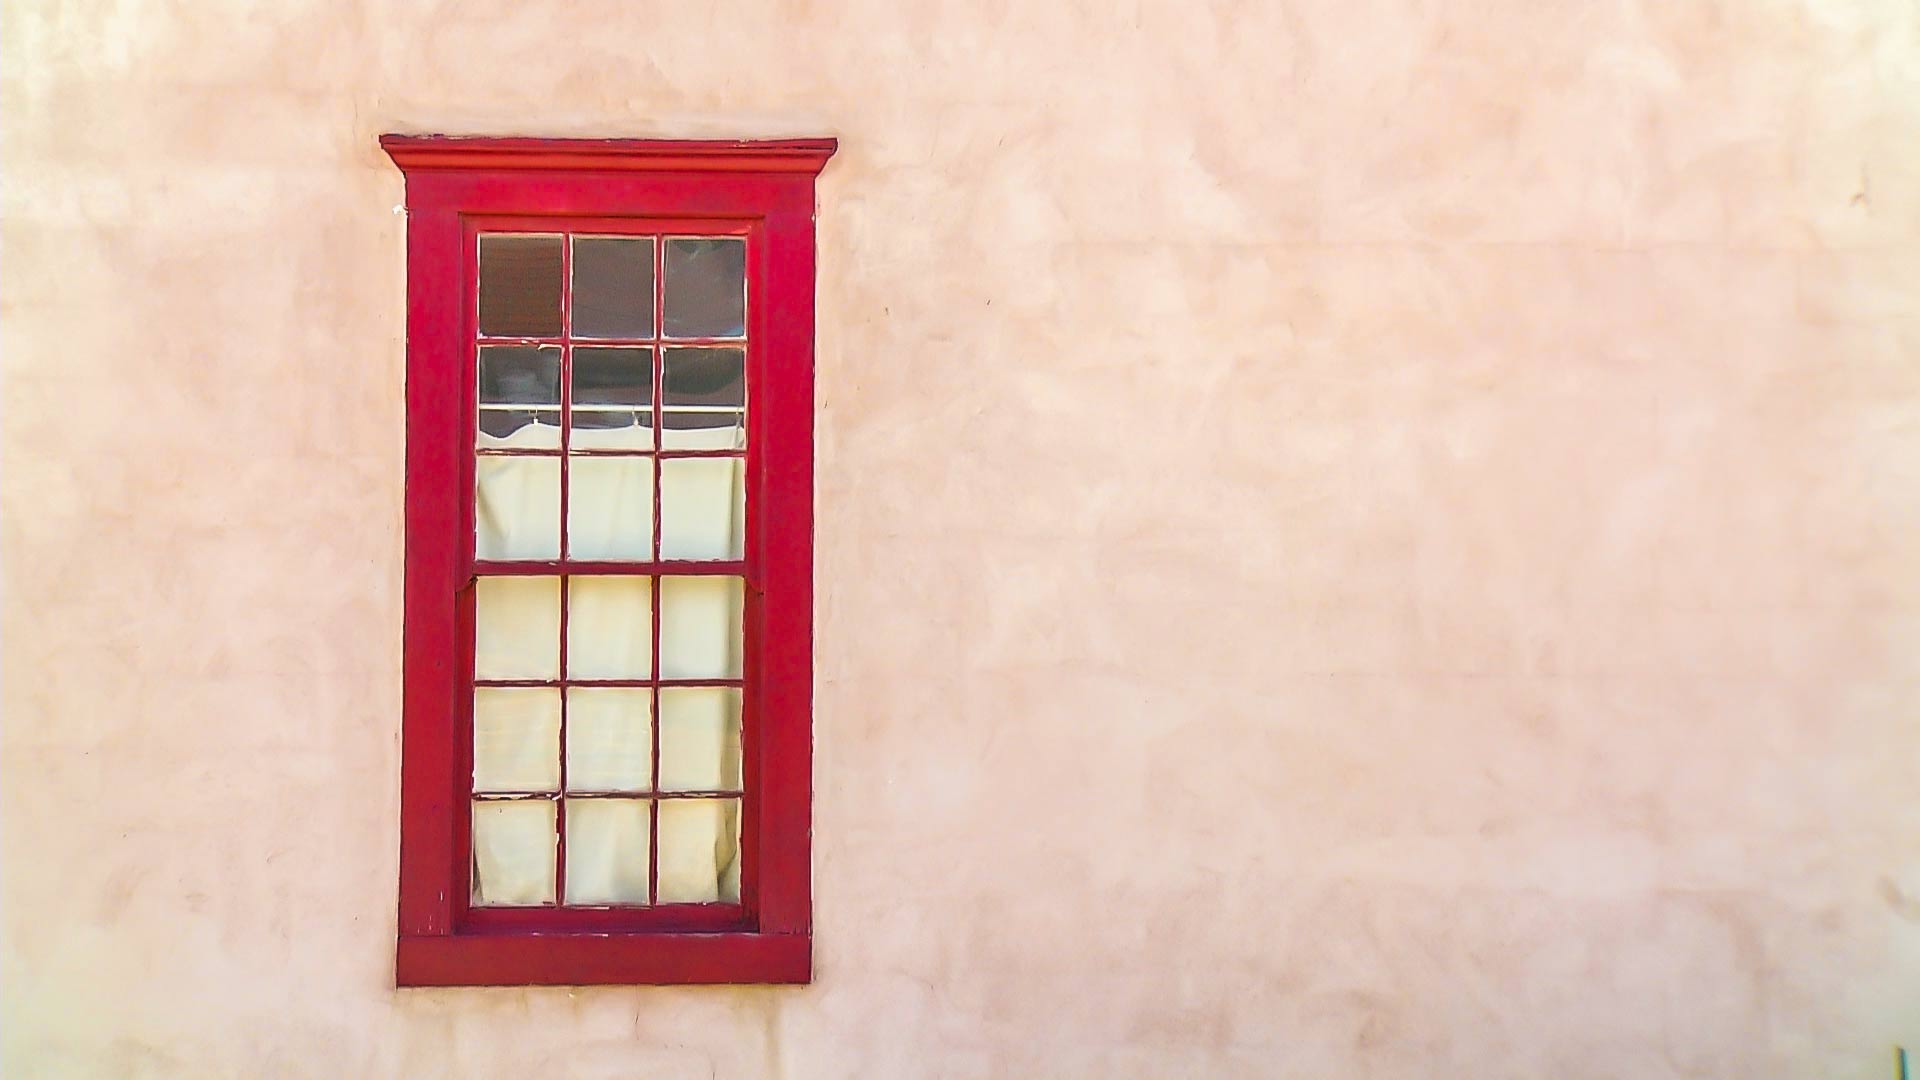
380;135;838;176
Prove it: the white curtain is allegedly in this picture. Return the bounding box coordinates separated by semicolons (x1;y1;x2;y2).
564;800;652;905
472;801;555;906
477;419;744;563
472;416;741;906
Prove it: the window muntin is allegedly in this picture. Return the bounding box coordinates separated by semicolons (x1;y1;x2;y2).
470;226;750;915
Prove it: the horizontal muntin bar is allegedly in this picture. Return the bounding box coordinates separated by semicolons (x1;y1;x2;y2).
474;678;745;689
472;448;744;458
478;404;741;413
472;559;746;576
472;789;744;801
464;895;748;910
477;335;746;348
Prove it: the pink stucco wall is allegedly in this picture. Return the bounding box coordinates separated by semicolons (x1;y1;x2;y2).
5;2;1919;1076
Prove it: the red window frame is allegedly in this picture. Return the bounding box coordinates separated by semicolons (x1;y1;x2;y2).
382;136;834;986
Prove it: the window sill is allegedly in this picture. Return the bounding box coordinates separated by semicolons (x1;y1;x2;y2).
396;929;810;986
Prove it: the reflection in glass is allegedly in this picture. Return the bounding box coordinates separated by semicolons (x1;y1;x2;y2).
662;346;745;449
663;238;746;339
572;347;654;434
478;345;561;444
662;347;743;407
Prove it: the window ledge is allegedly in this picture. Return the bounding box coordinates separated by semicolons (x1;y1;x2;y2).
397;930;810;987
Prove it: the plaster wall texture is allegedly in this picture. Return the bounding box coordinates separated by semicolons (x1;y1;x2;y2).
6;2;1920;1077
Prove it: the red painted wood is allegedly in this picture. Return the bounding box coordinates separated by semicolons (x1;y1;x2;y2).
396;932;810;987
398;207;464;940
380;135;836;176
753;207;817;938
388;134;829;987
464;902;747;935
473;677;744;689
408;172;814;219
473;559;748;577
472;790;742;802
473;448;747;460
552;220;574;908
648;227;667;908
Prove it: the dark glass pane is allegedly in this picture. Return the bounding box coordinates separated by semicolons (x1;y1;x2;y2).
572;237;654;339
662;347;744;448
480;410;562;440
480;346;560;404
573;347;652;405
573;347;653;433
478;235;563;337
478;346;560;442
662;347;744;407
663;238;745;339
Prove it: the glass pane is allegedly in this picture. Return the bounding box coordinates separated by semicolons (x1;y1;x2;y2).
658;688;741;792
476;456;560;560
662;413;744;451
479;234;562;338
571;418;654;451
471;799;556;906
572;347;653;436
566;688;652;792
475;576;560;680
473;688;560;793
480;345;561;404
567;577;652;679
478;346;561;446
662;347;745;450
571;237;654;340
658;576;743;679
659;458;744;561
657;798;740;903
663;238;745;339
568;457;654;561
564;798;651;905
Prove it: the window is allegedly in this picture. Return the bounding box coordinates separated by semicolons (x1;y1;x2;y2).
382;136;834;986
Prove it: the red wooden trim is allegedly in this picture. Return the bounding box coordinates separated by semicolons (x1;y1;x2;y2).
474;678;743;689
464;903;746;934
474;447;748;455
648;228;667;906
471;791;742;802
554;222;575;906
474;559;747;577
381;135;837;176
467;213;756;235
752;207;816;937
391;135;827;986
397;932;810;987
398;207;465;939
479;335;746;347
402;172;814;218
